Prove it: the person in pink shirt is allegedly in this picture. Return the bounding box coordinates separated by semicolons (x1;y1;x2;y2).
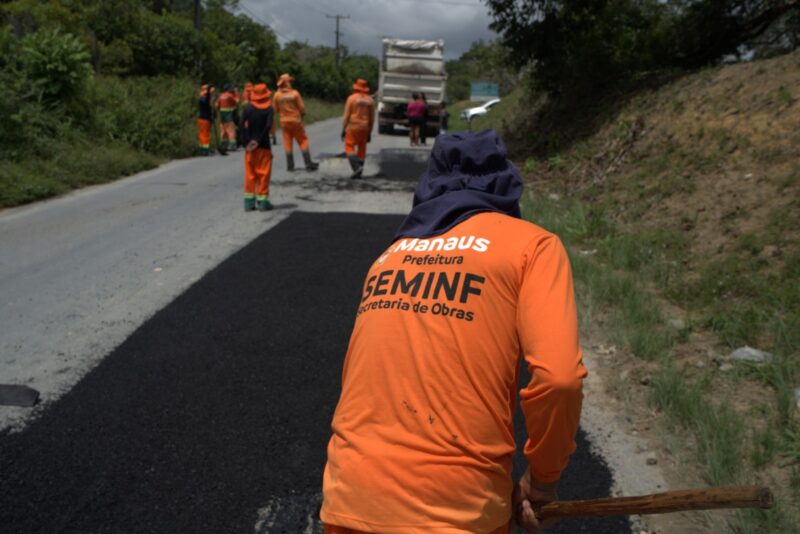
406;93;427;146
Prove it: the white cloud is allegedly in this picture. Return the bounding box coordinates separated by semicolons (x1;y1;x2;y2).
239;0;497;59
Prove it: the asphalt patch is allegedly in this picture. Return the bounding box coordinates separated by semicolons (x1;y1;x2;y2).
0;212;628;533
375;148;429;181
0;385;39;407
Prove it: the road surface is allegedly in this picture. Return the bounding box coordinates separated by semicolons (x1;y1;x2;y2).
0;119;630;533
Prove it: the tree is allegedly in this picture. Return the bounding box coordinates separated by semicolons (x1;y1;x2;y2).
487;0;800;95
445;40;515;101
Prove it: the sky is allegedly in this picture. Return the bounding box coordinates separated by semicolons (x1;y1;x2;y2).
237;0;498;60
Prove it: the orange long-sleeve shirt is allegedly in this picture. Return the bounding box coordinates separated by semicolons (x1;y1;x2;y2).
321;211;587;534
274;88;305;125
342;92;374;132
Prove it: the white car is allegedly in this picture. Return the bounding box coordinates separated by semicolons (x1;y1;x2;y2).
460;98;501;122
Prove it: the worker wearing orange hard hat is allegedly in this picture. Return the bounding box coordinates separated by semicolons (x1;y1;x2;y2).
273;73;318;172
241;83;277;212
341;78;374;179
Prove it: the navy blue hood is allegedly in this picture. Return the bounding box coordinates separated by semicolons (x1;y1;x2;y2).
394;129;523;240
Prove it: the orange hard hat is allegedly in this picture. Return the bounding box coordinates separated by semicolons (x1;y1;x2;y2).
250;83;272;109
352;78;369;93
277;73;294;88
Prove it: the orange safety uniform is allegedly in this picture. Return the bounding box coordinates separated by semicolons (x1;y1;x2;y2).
241;84;275;210
197;84;214;154
274;87;309;153
216;89;238;147
321;209;586;532
241;82;253;105
342;83;374;160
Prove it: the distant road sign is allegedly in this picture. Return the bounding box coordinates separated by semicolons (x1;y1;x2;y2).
470;81;499;102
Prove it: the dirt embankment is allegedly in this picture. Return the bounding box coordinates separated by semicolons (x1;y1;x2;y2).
520;50;799;532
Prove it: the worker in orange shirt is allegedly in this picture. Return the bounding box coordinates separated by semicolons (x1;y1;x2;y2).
274;73;319;172
215;83;238;154
341;78;374;179
197;83;215;156
321;129;587;533
241;82;253;105
241;83;277;212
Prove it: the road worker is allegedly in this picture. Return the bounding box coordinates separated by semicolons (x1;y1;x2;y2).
340;78;374;179
241;83;277;212
241;82;253;105
274;73;319;171
215;82;238;153
321;129;587;533
197;83;215;156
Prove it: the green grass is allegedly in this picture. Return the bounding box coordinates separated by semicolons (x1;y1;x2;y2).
523;190;679;360
776;86;793;107
647;365;745;485
296;97;342;125
513;51;800;531
521;186;800;530
0;142;160;207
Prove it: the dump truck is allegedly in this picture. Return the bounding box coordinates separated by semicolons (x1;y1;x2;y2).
377;38;447;136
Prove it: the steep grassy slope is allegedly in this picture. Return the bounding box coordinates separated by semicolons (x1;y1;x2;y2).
516;51;799;531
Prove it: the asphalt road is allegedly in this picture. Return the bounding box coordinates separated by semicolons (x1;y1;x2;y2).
0;123;630;533
0;118;420;432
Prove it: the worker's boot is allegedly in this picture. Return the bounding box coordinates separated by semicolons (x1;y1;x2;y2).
286;153;295;172
256;198;274;211
302;151;319;171
348;154;363;179
244;197;256;212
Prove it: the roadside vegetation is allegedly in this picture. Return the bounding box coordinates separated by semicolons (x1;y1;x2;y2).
508;51;800;532
0;0;375;209
462;1;800;531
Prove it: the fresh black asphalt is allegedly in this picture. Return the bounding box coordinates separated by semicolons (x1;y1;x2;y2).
0;212;629;533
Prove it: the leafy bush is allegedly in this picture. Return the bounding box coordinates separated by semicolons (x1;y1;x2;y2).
19;29;92;101
90;76;196;157
127;10;200;77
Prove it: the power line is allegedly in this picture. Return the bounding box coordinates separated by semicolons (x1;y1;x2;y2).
236;3;293;42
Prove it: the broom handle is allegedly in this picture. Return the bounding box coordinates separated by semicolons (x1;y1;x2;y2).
536;486;773;520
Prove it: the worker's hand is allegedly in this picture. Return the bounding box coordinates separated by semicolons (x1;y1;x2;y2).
246;140;258;152
368;132;372;143
512;469;558;533
340;130;346;142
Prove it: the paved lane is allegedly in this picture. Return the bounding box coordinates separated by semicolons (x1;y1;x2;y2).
0;120;420;431
0;211;629;533
1;121;631;532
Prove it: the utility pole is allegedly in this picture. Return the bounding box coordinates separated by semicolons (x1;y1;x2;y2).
194;0;202;83
326;14;349;66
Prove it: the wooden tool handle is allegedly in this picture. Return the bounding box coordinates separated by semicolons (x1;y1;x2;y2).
536;486;773;520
